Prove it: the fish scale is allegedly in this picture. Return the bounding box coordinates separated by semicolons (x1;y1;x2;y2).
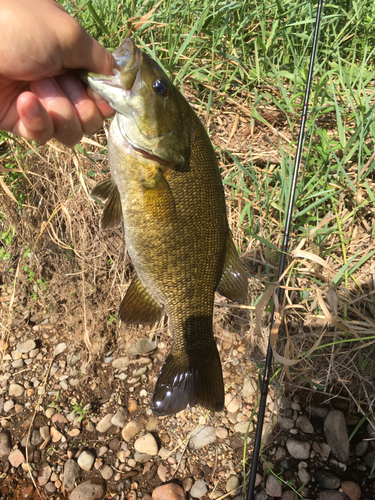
82;38;248;416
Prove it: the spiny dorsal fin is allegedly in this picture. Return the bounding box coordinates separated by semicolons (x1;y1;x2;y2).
217;235;248;302
119;274;163;325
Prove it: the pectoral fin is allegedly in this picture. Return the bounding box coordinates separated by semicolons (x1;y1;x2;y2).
91;178;122;231
119;274;163;325
217;235;248;302
141;169;177;220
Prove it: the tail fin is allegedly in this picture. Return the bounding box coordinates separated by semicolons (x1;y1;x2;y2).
152;348;224;416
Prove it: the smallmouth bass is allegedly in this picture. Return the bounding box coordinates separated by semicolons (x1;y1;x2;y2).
82;38;247;416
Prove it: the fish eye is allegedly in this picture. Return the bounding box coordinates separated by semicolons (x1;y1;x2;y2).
152;78;169;97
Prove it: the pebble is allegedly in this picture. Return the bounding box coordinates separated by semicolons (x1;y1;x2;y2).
54;342;67;356
100;464;114;480
225;393;241;413
255;491;268;500
146;416;159;431
77;450;95;471
315;469;340;489
51;426;63;442
190;479;208;498
275;446;287;462
215;426;228;439
364;450;375;469
8;383;24;397
234;421;252;434
324;410;349;463
122;419;144;441
296;415;314;433
309;406;329;418
4;400;14;412
286;438;311;459
190;426;216;450
96;414;114;433
0;430;12;461
318;491;347;500
63;458;81;492
354;440;368;457
45;482;56;494
243;377;258;398
281;492;296;500
16;340;36;353
265;475;282;497
69;477;106;500
157;464;168;482
128;338;157;356
8;449;25;467
226;475;241;494
38;465;52;486
277;416;294;430
341;481;361;500
182;476;193;492
134;433;158;455
135;451;154;463
297;467;311;485
112;357;129;369
152;483;186;500
97;446;108;457
111;407;127;428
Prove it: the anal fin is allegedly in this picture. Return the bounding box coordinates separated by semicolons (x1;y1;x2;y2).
119;275;163;325
217;235;248;302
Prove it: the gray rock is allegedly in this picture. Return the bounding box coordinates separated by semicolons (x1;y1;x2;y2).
45;482;56;494
30;429;44;447
324;410;349;463
255;491;268;500
282;491;297;500
63;458;81;492
265;475;282;497
298;468;311;485
355;439;368;457
190;425;216;450
97;446;108;457
100;464;114;480
134;451;153;463
8;383;24;397
226;476;241;495
309;406;329;418
315;469;340;489
364;450;375;470
296;415;314;433
111;407;127;428
96;414;114;433
275;446;287;462
112;357;129;369
190;479;208;498
16;339;36;353
286;438;311;460
0;431;12;461
234;421;253;434
128;338;157;356
4;400;14;412
69;477;106;500
277;416;294;430
77;450;95;471
38;465;52;486
12;359;24;369
134;433;158;455
318;491;346;500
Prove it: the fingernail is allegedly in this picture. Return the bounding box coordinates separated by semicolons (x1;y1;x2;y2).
24;99;40;119
34;78;58;100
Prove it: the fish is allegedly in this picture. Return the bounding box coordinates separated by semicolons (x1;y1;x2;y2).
81;38;248;416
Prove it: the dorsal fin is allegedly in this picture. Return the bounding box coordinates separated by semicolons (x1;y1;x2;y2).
217;235;248;302
119;274;163;325
91;178;122;231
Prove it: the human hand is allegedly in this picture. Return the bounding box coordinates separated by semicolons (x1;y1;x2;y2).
0;0;115;147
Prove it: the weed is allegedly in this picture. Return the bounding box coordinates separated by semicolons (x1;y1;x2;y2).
72;402;92;422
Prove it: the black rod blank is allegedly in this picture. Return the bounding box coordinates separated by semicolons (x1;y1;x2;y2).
246;1;324;498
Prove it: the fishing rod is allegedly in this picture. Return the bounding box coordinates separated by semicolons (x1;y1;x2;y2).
246;0;324;498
